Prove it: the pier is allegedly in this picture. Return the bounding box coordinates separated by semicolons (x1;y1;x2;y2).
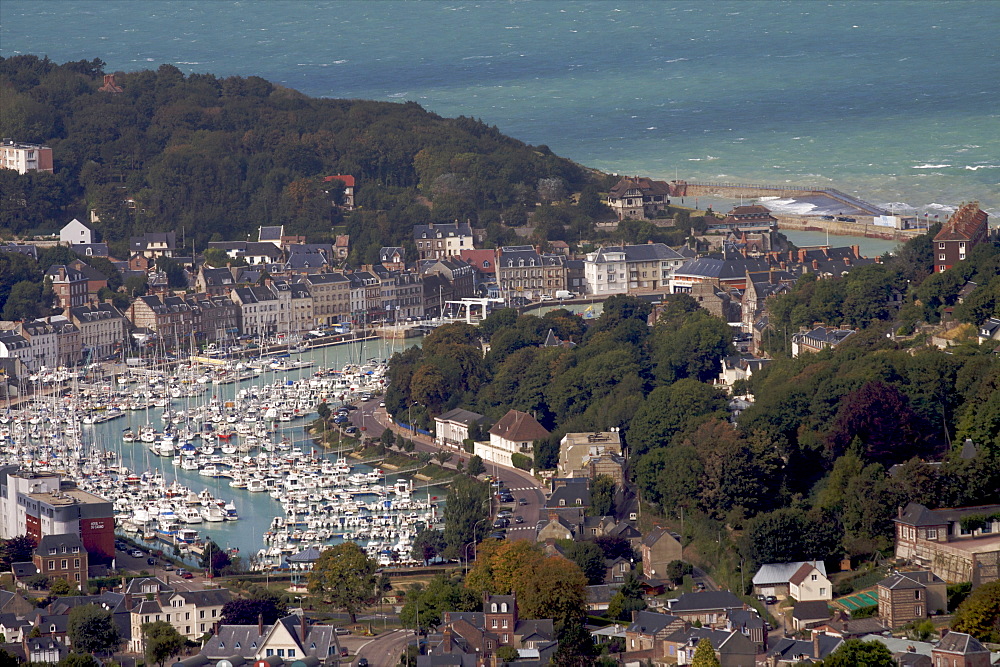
669;180;891;216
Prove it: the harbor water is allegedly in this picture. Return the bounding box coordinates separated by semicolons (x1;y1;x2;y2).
73;336;426;563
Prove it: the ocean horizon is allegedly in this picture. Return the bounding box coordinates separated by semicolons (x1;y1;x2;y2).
2;1;998;217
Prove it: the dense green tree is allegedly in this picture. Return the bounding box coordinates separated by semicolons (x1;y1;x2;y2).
1;280;43;320
819;638;895;666
442;476;490;559
399;574;479;632
56;654;99;667
67;604;121;656
202;247;230;267
50;578;75;595
220;591;288;625
307;541;379;623
0;534;36;569
142;620;185;667
494;645;520;664
466;455;485;477
588;475;616;517
691;638;721;667
411;528;446;564
606;571;646;621
739;508;841;570
628;379;727;457
951;580;1000;643
564;541;607;586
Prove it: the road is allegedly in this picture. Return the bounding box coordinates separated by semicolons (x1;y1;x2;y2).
347;398;547;542
355;629;416;667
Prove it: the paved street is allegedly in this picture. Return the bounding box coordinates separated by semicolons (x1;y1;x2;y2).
355;629;417;667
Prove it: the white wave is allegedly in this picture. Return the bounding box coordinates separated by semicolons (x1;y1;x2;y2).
665;58;688;63
462;55;494;60
687;158;702;161
759;198;818;215
912;164;951;169
646;127;657;130
926;203;956;212
965;164;1000;171
176;61;201;65
758;196;781;201
705;155;719;160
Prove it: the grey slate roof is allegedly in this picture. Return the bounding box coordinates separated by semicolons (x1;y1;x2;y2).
934;631;990;655
896;502;1000;527
626;610;680;635
753;561;827;586
668;591;744;613
792;600;832;621
878;570;944;590
435;408;485;426
767;634;843;662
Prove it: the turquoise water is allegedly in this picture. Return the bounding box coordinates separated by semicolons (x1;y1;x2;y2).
2;1;997;216
80;336;424;560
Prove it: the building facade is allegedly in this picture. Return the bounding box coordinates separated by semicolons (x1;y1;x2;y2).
933;203;990;273
1;139;53;174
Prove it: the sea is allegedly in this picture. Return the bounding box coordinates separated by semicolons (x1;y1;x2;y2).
2;0;998;232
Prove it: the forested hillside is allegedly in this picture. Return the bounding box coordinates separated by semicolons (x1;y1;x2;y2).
0;56;601;259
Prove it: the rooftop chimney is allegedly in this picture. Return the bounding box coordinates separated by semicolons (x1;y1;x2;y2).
442;626;453;653
813;632;822;659
300;611;308;641
258;612;264;635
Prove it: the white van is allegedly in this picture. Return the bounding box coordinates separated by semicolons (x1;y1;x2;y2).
555;290;574;299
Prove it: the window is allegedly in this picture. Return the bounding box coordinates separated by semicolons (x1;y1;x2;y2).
559;499;566;506
927;528;938;540
939;254;946;261
503;634;509;643
74;559;80;567
200;610;205;619
914;605;923;617
503;619;508;628
820;587;826;596
939;243;945;249
500;603;507;613
915;590;921;599
491;603;498;613
492;619;498;628
811;574;817;581
277;649;285;657
48;560;55;570
288;649;295;657
266;650;274;657
982;523;993;534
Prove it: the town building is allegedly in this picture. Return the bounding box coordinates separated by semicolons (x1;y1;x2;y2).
258;225;284;248
931;631;992;667
32;534;88;589
606;176;671;220
347;270;382;321
790;326;856;357
584;243;691;295
379;247;406;271
0;139;53;174
666;591;748;627
557;431;625;483
495;246;567;301
206;240;284;266
662;626;757;667
129;232;176;259
45;264;89;310
640;527;683;581
194;266;238;296
200;613;342;665
894;502;1000;587
413;222;475;260
706;205;778;234
380;270;424;322
420;257;476;303
334;234;350;261
765;633;843;666
476;409;550;468
0;467;115;563
231;286;280;339
435;408;485;448
423;594;558;666
187;293;242;343
127;294;197;343
0;331;33;372
303;273;351;326
271;279;314;338
69;303;127;360
977;317;1000;345
125;577;232;649
791;601;832;632
933;202;990;273
624;610;685;656
876;570;947;627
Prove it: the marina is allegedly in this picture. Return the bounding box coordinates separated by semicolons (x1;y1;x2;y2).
0;335;442;571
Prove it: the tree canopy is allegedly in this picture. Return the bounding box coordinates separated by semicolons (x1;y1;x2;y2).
307;541;379;623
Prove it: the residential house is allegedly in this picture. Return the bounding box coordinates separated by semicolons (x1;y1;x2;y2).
666;591;747;627
231;286;280;339
426;594;558;666
59;219;95;246
303;273;351;326
536;512;578;542
752;561;829;600
790;325;856;357
624;610;685;655
33;534;88;590
125;577;232;649
413;222;475;260
495;246;567;300
640;528;683;581
0;242;38;260
188;294;241;343
585;584;622;613
459;248;496;290
765;632;843;666
348;270;382;321
68;259;109;302
284;249;329;274
71;243;109;258
206;241;283;266
791;601;832;632
670;254;773;293
258;225;284;248
129;232;176;259
271;280;314;339
69;303;127;359
894;502;1000;586
435;408;485;448
324;174;355;209
24;636;68;663
687;280;741;322
475;410;549;468
200;613;341;664
421;257;476;302
788;562;833;602
45;264;89;309
933;202;990;273
717;356;772;390
583;243;690;296
127;294;197;343
1;139;53;174
877;570;947;627
0;331;35;372
379;247;406;271
662;627;757;667
557;431;623;479
606;176;671;221
195;266;238;296
15;321;60;370
978;318;1000;345
380;270;424;321
931;630;992;667
706;205;778;234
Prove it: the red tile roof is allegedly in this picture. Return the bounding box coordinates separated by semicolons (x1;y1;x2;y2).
934;202;988;242
459;249;496;274
490;409;550;443
324;174;355;187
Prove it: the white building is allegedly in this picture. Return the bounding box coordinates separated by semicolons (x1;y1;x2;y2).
1;139;53;174
231;286;280;338
557;431;623;478
583;243;691;295
59;218;95;245
475;409;550;468
69;303;127;360
434;408;485;448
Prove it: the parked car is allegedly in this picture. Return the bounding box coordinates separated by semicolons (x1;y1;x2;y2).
130;549;143;558
357;659;368;667
163;563;174;571
497;509;514;518
344;426;358;434
765;595;777;605
517;498;528;506
514;516;524;524
493;518;510;529
339;647;349;658
334;628;350;636
147;557;157;566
